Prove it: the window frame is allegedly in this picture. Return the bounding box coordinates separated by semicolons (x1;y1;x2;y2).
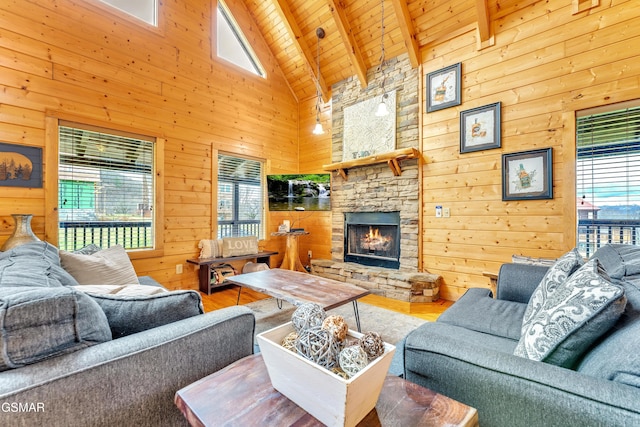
45;115;164;260
214;151;265;240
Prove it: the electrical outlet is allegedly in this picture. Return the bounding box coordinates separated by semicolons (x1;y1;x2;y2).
443;207;450;218
308;250;312;258
175;264;183;274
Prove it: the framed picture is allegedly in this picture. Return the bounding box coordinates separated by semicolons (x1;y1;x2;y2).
502;148;553;201
0;142;43;188
460;102;501;153
426;63;461;112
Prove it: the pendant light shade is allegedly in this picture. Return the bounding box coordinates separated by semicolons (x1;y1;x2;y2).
376;94;389;117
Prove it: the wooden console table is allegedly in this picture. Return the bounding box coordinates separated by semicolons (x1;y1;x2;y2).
186;251;278;294
175;354;479;427
271;231;309;272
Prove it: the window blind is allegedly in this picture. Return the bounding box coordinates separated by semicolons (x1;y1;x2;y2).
58;123;155;250
217;153;263;238
576;103;640;255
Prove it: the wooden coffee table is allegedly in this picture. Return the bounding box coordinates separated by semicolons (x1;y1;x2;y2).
228;269;370;331
175;354;478;427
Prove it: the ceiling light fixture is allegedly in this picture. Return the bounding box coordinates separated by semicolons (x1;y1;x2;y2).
312;27;326;135
375;0;389;117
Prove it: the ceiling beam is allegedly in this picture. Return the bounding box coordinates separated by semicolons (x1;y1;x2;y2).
475;0;491;42
272;0;330;101
389;0;419;68
327;0;368;88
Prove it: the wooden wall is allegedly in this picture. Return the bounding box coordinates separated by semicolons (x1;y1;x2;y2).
0;0;299;289
420;0;640;299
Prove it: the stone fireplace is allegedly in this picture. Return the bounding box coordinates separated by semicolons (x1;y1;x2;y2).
344;211;400;269
310;54;442;303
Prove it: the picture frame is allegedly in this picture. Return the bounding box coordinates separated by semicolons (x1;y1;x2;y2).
502;148;553;201
0;142;43;188
426;63;461;112
460;102;501;153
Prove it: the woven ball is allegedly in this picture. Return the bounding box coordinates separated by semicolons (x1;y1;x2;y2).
322;315;348;341
292;303;326;333
359;331;385;361
281;331;298;352
338;345;369;378
296;326;341;369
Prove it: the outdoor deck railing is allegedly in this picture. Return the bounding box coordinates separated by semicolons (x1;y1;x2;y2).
59;221;153;251
578;219;640;257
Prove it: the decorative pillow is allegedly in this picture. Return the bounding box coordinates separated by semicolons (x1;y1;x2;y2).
514;259;627;367
519;248;584;329
0;286;112;371
0;241;80;288
222;236;259;257
198;239;222;259
88;291;204;338
60;245;140;286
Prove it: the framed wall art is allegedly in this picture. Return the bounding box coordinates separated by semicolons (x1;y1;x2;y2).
502;148;553;201
460;102;501;153
0;142;43;188
426;63;461;113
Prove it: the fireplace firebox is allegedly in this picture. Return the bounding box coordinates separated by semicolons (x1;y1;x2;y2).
344;212;400;269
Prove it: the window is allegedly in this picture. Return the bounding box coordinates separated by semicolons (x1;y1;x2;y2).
98;0;157;26
217;153;264;239
216;1;265;77
576;102;640;257
58;122;157;251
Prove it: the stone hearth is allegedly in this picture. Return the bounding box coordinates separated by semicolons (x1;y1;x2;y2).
311;259;441;302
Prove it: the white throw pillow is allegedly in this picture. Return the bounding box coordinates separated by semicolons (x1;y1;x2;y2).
198;239;222;259
60;245;140;286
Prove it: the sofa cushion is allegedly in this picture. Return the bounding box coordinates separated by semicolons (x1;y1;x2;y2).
591;243;640;280
437;288;527;340
514;259;627;367
0;242;112;371
60;245;140;286
87;290;204;338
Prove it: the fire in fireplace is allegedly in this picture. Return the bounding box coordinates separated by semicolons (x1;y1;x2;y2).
344;212;400;269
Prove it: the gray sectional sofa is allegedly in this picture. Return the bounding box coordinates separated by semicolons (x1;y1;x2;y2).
404;244;640;427
0;242;255;426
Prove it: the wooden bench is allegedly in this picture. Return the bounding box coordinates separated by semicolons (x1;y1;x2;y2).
186;251;278;294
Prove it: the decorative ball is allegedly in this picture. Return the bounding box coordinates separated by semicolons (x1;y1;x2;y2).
296;326;341;369
292;303;326;333
359;331;385;361
281;331;298;352
339;345;369;378
322;315;348;341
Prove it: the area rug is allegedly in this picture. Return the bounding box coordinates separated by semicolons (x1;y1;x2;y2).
244;298;427;376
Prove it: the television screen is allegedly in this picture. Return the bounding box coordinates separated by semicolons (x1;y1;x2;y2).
267;174;331;211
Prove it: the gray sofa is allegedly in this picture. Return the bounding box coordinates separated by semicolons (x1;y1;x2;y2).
404;244;640;427
0;242;255;426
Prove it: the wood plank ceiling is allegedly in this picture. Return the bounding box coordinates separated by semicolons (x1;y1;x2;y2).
243;0;538;102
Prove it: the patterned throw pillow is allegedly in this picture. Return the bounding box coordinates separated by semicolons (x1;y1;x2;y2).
514;259;627;367
198;239;222;259
520;248;584;329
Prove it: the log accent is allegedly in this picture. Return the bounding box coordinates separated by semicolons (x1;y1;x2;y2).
322;147;420;179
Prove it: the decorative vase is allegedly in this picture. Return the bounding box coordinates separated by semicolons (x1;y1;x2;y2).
1;214;41;251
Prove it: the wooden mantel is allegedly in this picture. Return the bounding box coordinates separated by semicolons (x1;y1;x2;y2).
322;147;420;180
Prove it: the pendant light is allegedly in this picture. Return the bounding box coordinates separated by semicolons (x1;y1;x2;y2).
375;0;389;117
312;27;326;135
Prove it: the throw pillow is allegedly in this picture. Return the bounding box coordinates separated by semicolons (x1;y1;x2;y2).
88;291;204;338
60;245;140;286
198;239;222;259
222;236;259;257
520;248;584;329
514;259;627;367
0;241;80;288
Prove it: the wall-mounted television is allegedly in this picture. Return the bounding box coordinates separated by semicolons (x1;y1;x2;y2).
267;174;331;211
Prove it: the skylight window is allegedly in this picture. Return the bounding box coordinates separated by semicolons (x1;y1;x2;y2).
99;0;157;26
216;1;265;77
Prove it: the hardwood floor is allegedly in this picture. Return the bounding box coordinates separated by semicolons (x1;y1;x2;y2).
199;284;453;322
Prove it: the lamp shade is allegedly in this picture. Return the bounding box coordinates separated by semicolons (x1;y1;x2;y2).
312;122;324;135
375;101;389;117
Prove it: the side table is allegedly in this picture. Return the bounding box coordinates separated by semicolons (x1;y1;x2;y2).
175;354;478;426
271;230;309;272
186;251;278;294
